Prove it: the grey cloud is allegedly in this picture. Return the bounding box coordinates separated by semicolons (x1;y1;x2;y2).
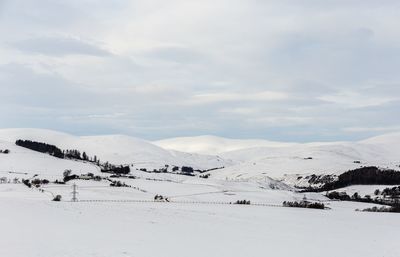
0;63;95;108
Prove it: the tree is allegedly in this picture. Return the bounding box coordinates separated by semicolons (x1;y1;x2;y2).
53;195;62;201
181;166;194;174
82;152;88;161
63;169;72;178
374;189;380;196
352;192;360;200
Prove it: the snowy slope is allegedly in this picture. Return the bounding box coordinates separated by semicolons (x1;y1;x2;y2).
361;132;400;158
211;142;398;181
155;133;400;184
0;128;231;171
1;128;399;185
154;135;297;155
0;139;99;180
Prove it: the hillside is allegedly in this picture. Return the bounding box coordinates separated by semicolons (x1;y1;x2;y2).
1;128;399;188
153;135;297;155
0;129;231;171
211;142;399;183
0;139;99;180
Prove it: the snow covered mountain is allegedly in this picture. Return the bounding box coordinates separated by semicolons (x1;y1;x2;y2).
0;129;231;173
211;142;399;186
0;128;399;188
153;133;400;186
154;135;297;155
0;139;99;180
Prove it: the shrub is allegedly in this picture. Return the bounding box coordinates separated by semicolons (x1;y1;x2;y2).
53;195;62;201
63;174;79;182
283;201;325;209
181;166;194;174
326;191;351;201
63;169;72;178
362;205;400;213
235;200;251;205
102;165;130;175
22;179;32;188
110;181;130;187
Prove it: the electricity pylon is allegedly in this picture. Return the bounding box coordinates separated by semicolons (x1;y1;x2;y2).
71;183;78;202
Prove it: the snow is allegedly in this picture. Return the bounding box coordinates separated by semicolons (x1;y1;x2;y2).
154;135;297;155
1;128;400;256
0;140;99;180
0;128;232;171
361;132;400;158
1;128;400;186
210;142;399;183
0;183;399;257
153;132;400;184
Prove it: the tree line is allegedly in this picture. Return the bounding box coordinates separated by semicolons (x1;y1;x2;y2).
16;139;130;175
16;139;97;162
302;166;400;193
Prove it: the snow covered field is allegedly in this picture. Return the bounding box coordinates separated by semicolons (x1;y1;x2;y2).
0;184;399;257
1;128;400;257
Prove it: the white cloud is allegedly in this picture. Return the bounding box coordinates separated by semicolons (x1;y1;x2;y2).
318;91;399;108
246;116;314;127
219;107;260;115
190;91;289;105
342;126;400;133
12;36;111;56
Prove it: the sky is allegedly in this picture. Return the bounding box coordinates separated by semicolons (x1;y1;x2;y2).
0;0;400;142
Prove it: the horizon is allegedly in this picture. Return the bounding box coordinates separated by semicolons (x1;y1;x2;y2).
0;126;395;143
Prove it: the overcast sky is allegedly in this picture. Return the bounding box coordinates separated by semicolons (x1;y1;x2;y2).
0;0;400;141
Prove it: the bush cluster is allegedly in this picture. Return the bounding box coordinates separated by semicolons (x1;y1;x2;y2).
362;205;400;213
235;200;251;205
283;201;325;209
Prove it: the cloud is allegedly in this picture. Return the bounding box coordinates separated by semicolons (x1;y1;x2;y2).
219;107;260;115
318;90;400;108
342;126;400;133
189;91;289;105
11;36;111;56
142;46;206;64
0;0;400;141
246;116;314;127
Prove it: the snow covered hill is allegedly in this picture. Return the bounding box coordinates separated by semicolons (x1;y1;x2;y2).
0;128;399;187
211;142;399;184
0;139;99;180
0;128;231;172
360;132;400;157
154;133;400;186
154;135;297;155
